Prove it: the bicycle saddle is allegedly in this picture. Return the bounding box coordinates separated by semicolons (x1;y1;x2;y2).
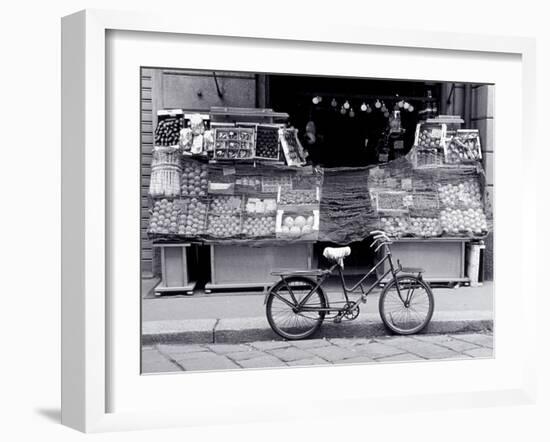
323;247;351;266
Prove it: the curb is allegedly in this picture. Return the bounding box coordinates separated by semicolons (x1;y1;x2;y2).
142;311;493;345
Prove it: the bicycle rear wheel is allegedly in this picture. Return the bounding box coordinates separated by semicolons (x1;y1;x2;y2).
266;276;327;340
379;275;434;335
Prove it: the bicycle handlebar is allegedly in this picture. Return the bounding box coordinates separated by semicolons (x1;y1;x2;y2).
369;231;392;249
374;241;392;253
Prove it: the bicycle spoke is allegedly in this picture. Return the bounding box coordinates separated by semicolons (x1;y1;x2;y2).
267;278;326;339
381;276;433;334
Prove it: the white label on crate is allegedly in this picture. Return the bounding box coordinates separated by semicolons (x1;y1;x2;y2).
401;178;412;190
223;167;236;176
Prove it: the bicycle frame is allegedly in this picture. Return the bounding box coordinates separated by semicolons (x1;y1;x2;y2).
273;247;405;315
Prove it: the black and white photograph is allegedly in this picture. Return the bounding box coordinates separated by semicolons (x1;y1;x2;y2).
140;68;494;373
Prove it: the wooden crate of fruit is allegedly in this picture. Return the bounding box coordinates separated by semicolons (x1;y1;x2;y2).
414;122;447;150
407;217;442;238
378;215;409;238
443;129;482;164
154;110;184;147
180;159;208;198
213;127;256;160
242;214;277;238
279;128;306;166
277;187;320;206
255;124;282;161
275;209;319;241
205;195;244;238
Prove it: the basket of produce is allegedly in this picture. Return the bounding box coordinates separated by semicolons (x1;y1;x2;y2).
444;129;482;164
279;128;307;166
148;199;186;236
208;195;243;215
378;216;409;238
414;122;447;150
242;215;277;238
255;124;281;160
154;112;184;146
439;207;488;236
177;197;207;237
276;209;319;240
213;127;256;160
180;160;208;197
407;217;442;238
437;180;483;210
277;187;319;206
206;213;243;238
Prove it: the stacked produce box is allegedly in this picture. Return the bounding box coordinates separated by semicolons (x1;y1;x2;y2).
366;129;490;239
148;111;323;243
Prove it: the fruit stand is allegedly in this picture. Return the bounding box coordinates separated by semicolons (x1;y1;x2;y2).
146;108;491;294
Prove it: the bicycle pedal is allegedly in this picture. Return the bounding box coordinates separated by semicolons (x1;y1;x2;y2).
361;295;367;304
333;316;342;324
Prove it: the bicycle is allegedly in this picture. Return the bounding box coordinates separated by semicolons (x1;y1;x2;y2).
265;231;435;340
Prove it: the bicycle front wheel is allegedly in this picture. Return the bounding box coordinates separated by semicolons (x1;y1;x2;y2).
266;276;327;340
379;275;434;335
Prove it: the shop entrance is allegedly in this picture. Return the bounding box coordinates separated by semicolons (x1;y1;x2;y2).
267;74;442;274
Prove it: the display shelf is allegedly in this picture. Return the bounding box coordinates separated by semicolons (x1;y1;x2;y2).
376;237;470;284
153;243;195;296
210;106;289;120
205;243;313;293
154;281;197;296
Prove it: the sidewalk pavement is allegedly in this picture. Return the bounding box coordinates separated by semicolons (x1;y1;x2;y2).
142;331;494;373
142;282;493;345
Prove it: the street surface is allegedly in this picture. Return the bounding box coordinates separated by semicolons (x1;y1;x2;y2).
142;331;493;373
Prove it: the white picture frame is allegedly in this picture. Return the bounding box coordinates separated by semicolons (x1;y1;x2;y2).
61;9;538;433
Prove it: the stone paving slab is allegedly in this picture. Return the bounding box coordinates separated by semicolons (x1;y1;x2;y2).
286;357;330;366
142;331;494;373
268;346;315;362
225;350;266;361
351;342;406;359
141;347;182;373
462;347;493;358
453;333;494;348
304;345;359;363
238;355;287;368
412;334;481;352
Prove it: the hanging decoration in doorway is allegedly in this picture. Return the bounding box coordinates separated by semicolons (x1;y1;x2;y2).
312;95;419;116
